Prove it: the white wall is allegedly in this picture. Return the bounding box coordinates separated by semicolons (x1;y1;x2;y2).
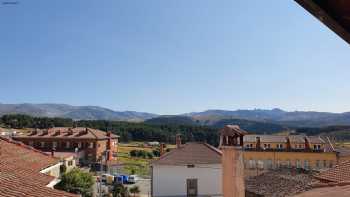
152;164;222;197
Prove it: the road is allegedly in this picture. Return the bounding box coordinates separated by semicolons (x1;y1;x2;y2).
126;179;151;197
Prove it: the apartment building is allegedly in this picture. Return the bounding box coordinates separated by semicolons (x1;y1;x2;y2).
13;127;119;163
242;134;338;173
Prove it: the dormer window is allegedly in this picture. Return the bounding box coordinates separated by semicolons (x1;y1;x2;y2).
314;144;321;150
264;144;271;149
246;144;253;148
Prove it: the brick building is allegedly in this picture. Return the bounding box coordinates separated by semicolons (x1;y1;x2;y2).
13;127;119;164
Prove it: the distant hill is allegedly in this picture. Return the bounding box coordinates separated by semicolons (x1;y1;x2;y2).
0;103;157;121
2;103;350;128
144;115;195;125
144;115;287;134
184;109;350;127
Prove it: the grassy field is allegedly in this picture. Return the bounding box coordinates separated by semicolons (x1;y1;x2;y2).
117;142;175;178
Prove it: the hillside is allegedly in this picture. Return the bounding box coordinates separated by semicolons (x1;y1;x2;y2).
185;109;350;127
145;115;287;134
0;103;157;121
2;103;350;127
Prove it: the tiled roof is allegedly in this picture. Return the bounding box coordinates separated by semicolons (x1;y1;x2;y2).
335;147;350;157
244;135;287;143
314;161;350;184
244;134;325;144
0;137;78;197
152;142;222;165
294;185;350;197
219;125;248;136
14;127;119;140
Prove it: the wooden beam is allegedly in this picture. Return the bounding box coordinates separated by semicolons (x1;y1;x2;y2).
295;0;350;45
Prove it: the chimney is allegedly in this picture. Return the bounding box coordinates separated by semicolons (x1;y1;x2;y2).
176;134;182;148
219;125;247;197
107;131;113;161
256;136;261;150
304;137;311;151
286;137;291;151
51;147;55;157
160;143;165;156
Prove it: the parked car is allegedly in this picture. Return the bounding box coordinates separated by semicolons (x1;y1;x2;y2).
128;175;137;184
114;174;129;184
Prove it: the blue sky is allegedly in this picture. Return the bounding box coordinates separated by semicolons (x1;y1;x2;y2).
1;0;350;114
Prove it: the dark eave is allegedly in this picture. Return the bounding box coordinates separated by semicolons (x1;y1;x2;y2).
295;0;350;45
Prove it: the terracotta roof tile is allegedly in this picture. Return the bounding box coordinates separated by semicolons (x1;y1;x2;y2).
152;142;222;165
0;137;79;197
315;161;350;184
14;127;119;140
294;185;350;197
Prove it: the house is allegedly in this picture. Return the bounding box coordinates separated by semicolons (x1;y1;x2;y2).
242;134;338;175
12;127;119;164
151;135;222;197
0;136;78;197
44;151;77;172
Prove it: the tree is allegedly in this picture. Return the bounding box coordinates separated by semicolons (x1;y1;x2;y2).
129;186;140;197
55;168;94;197
112;183;129;197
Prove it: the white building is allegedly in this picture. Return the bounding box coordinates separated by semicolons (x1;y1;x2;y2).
151;140;222;197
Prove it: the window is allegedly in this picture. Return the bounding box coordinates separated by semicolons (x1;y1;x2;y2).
304;160;309;170
186;179;198;197
267;159;273;169
263;144;271;149
277;144;283;149
257;160;264;169
68;160;73;166
249;160;256;169
296;160;301;168
323;160;327;168
329;160;333;168
286;159;291;168
275;160;280;168
40;142;45;148
316;160;321;169
78;142;82;148
246;144;253;148
89;142;94;148
52;141;57;148
66;142;70;149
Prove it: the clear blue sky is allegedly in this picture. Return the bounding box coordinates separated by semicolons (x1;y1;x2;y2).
1;0;350;114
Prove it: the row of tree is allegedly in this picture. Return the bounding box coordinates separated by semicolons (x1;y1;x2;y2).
0;114;220;145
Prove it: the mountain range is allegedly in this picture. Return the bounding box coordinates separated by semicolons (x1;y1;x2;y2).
0;103;157;122
1;103;350;128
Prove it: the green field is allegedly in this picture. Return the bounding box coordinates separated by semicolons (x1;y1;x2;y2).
117;142;175;178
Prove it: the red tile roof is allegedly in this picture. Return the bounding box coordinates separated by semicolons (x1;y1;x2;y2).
14;127;119;140
314;161;350;184
0;137;79;197
294;185;350;197
152;142;222;165
219;125;248;136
